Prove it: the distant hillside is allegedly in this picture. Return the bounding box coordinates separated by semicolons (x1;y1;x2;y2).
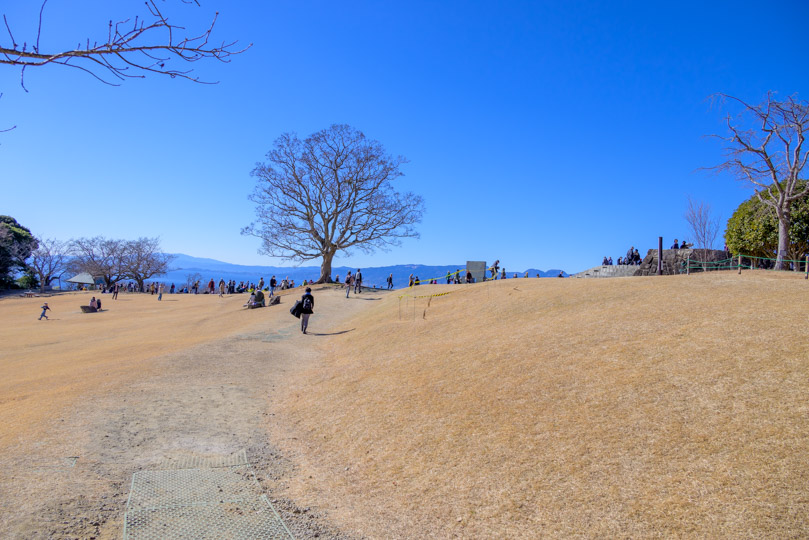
161;254;567;289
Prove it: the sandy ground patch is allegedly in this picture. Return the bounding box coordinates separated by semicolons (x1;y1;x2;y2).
0;285;380;539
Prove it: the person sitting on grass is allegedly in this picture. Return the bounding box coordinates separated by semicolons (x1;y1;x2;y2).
253;289;265;307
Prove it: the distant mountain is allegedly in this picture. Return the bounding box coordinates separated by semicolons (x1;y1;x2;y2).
161;254;567;289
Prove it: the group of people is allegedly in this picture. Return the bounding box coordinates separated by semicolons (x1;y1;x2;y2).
670;239;692;249
399;262;545;286
602;249;641;266
622;246;643;265
341;269;364;297
602;241;695;266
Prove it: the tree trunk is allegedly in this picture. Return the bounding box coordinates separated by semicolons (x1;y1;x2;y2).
318;251;335;283
775;210;791;271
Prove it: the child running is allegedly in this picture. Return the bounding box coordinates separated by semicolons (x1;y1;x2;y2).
39;302;51;320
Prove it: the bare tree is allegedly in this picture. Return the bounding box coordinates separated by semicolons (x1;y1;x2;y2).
685;197;720;266
27;237;69;293
185;271;201;289
69;236;126;287
1;0;250;91
709;92;809;270
121;237;174;290
243;124;425;283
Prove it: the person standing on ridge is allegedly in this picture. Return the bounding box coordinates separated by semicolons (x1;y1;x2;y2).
345;271;353;298
269;275;277;296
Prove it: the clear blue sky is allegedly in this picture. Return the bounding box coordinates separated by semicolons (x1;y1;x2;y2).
3;1;808;274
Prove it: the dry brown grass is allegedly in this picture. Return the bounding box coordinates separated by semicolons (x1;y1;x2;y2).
0;290;276;449
272;272;809;538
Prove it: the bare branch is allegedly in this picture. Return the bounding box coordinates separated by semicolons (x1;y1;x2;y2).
706;92;809;269
1;1;251;89
27;236;69;293
685;197;720;260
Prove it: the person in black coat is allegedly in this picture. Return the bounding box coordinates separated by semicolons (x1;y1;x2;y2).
300;287;314;334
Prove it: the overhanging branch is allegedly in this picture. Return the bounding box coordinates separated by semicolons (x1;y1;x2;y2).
1;0;251;91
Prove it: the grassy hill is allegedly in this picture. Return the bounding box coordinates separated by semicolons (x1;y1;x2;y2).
272;271;809;538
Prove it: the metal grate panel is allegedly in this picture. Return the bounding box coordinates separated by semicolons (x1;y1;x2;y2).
125;495;291;540
155;449;249;470
123;458;293;539
126;466;259;511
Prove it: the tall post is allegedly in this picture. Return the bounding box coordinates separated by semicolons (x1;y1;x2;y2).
686;255;690;275
805;255;808;280
657;237;663;275
738;254;743;274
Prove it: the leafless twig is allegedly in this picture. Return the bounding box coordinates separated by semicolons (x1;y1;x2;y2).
705;91;808;269
1;0;251;91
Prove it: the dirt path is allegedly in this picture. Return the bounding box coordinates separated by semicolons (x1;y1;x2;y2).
0;285;387;539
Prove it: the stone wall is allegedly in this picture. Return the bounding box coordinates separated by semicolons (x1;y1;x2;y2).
634;248;732;276
573;249;734;278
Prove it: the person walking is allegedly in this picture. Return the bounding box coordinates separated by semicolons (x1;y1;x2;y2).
269;276;277;297
112;282;119;300
345;271;353;298
39;302;51;320
300;287;315;334
387;273;394;290
158;282;164;301
354;269;363;294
